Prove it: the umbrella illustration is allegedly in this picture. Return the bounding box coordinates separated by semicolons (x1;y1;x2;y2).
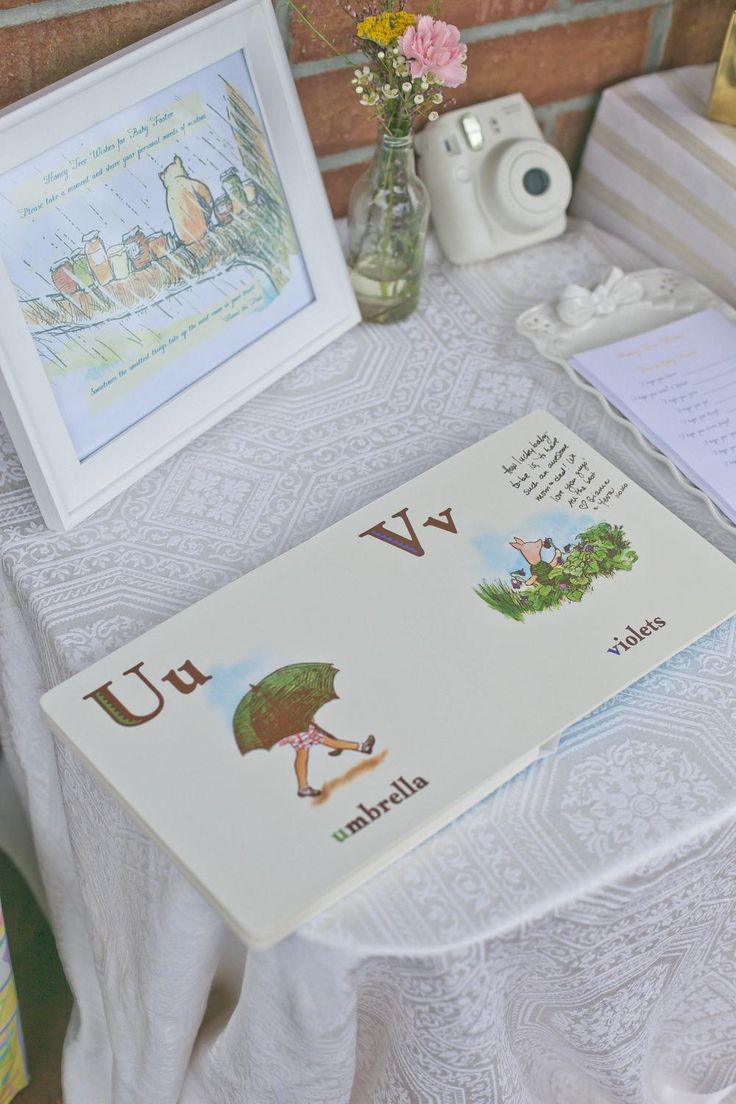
232;661;376;798
233;662;339;754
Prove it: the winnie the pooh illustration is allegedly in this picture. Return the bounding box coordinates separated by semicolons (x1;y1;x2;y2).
159;155;214;245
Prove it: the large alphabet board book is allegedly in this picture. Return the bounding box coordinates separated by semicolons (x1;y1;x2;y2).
42;412;736;948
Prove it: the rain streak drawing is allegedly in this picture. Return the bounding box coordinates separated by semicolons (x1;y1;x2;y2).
0;52;313;459
232;663;378;799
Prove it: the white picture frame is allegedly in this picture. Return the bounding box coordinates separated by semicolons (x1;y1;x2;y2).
0;0;359;530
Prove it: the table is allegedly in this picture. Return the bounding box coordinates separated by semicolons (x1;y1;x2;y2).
571;63;736;306
2;221;736;1104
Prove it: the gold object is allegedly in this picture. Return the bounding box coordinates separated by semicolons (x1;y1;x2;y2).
707;10;736;125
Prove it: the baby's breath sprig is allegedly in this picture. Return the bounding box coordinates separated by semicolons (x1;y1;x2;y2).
349;39;447;136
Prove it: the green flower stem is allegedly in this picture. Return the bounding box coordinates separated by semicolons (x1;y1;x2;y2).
287;1;357;67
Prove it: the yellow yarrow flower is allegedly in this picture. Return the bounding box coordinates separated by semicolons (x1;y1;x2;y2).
356;10;416;46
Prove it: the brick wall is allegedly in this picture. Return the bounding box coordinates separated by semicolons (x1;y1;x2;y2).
0;0;732;215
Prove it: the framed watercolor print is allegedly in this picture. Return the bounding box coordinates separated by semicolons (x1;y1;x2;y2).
0;0;359;530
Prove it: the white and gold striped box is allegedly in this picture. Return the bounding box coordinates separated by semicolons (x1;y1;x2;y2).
571;64;736;306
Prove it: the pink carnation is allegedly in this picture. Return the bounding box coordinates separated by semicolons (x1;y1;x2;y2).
399;15;467;87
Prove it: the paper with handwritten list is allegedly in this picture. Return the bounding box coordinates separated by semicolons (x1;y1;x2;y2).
570;308;736;524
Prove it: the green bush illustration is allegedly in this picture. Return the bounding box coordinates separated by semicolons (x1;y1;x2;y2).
476;522;638;622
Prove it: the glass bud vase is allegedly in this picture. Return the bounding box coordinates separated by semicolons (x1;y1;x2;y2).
347;134;430;324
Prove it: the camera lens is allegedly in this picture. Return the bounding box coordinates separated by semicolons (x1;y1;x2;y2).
522;167;551;196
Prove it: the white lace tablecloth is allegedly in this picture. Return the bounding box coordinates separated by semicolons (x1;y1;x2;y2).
2;221;736;1104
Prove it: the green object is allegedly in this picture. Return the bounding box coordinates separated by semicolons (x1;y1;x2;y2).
476;522;638;622
232;662;338;755
532;560;553;582
71;250;95;288
221;167;248;210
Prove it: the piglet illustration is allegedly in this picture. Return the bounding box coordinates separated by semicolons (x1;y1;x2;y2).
510;536;562;586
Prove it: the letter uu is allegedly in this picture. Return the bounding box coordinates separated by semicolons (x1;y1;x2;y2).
83;659;211;727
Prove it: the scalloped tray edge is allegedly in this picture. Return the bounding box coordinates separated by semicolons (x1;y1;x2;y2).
515;266;736;536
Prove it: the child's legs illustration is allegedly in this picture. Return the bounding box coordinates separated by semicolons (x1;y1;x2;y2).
294;747;310;788
321;736;360;752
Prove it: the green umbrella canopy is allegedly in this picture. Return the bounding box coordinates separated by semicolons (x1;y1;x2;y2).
232;662;339;755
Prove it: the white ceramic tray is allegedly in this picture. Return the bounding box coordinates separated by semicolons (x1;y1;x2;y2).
516;266;736;535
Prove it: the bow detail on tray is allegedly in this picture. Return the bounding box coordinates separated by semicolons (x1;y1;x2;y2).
556;267;644;327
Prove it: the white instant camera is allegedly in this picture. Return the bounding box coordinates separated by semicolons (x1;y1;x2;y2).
414;93;573;265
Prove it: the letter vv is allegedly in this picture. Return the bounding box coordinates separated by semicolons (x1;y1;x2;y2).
83;660;211;727
359;507;456;557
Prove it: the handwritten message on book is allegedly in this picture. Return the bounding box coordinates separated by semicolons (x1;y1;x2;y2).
570;308;736;524
502;429;629;510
